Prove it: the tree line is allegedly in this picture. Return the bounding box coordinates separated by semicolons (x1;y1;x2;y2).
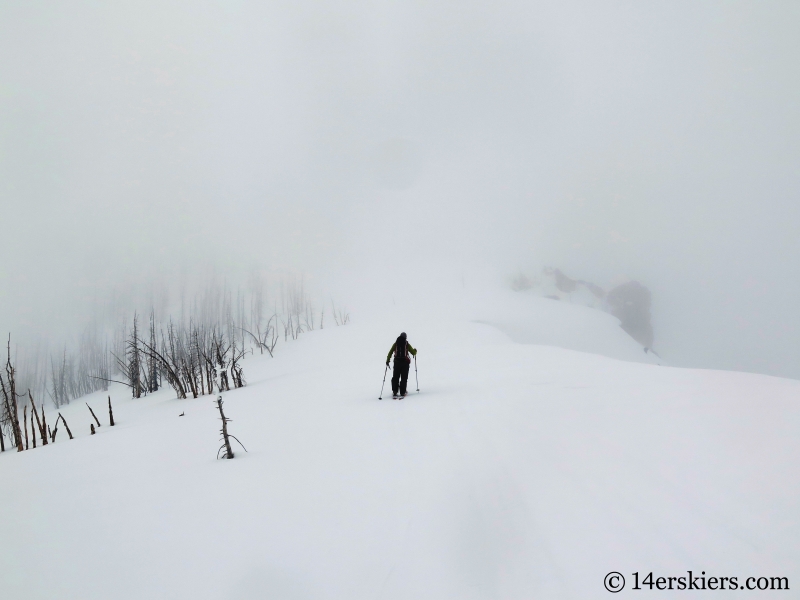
0;278;349;452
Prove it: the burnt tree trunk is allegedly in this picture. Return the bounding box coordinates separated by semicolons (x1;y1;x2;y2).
90;423;96;435
29;394;44;447
40;406;49;446
30;407;37;448
148;312;159;393
108;396;115;426
23;405;29;450
216;396;234;459
86;403;101;428
1;347;24;452
58;413;73;439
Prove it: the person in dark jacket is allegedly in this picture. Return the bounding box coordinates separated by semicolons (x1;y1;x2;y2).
386;332;417;398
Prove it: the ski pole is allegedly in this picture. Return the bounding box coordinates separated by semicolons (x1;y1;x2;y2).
414;355;419;392
379;364;389;399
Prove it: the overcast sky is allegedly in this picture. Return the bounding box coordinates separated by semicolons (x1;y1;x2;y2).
1;0;798;378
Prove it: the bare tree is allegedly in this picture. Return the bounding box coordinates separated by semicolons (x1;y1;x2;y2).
1;337;24;452
146;311;159;393
139;322;187;399
244;314;278;357
216;396;246;459
127;314;144;399
331;300;350;326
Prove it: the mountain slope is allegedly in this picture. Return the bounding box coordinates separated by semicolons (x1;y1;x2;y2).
0;296;797;599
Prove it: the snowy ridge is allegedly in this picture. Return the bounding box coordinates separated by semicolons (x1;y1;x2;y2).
0;291;797;599
474;289;663;365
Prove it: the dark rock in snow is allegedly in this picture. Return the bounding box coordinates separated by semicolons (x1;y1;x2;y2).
606;281;654;348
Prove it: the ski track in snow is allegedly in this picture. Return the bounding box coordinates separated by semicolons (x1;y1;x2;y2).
1;294;798;599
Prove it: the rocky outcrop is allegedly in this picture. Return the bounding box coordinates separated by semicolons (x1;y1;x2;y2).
549;269;578;294
543;268;606;298
537;268;655;350
605;281;654;349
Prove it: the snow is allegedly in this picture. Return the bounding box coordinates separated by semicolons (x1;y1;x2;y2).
1;289;798;599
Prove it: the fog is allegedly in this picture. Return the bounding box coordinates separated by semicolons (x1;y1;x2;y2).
1;1;798;378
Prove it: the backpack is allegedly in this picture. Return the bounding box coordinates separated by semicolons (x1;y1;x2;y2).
395;336;408;363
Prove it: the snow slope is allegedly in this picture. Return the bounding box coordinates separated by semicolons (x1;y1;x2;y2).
1;291;798;599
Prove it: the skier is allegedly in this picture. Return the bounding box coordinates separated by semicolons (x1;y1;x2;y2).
386;332;417;398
